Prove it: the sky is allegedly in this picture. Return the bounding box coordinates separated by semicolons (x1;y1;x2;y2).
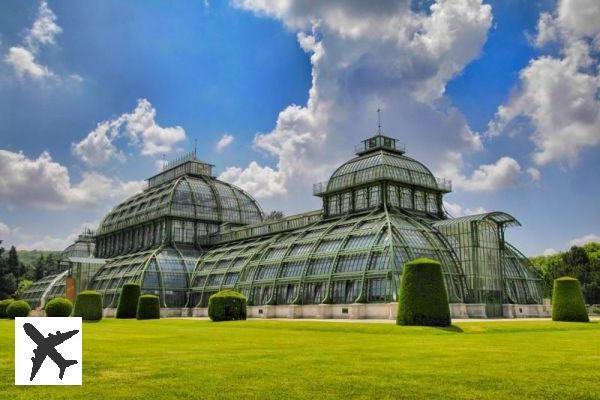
0;0;598;256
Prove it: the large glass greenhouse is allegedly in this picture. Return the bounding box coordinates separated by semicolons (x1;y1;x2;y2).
24;133;548;318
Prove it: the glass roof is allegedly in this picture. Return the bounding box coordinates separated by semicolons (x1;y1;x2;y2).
189;210;468;307
97;175;263;235
314;150;451;195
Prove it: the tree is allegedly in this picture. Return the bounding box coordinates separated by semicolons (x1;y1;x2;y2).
33;255;46;280
7;246;26;279
531;243;600;304
265;211;284;221
0;241;16;299
15;279;32;300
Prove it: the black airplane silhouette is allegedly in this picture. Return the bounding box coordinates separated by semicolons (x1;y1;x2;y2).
23;322;79;381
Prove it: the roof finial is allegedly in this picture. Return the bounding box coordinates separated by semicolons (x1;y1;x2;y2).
194;138;197;158
377;107;382;134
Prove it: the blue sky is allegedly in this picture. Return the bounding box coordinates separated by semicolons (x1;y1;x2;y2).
0;0;598;255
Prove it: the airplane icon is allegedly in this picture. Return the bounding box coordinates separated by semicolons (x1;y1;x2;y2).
23;322;79;381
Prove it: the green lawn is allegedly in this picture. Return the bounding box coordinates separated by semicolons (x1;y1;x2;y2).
1;319;599;399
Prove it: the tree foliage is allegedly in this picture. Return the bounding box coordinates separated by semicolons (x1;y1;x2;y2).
0;241;29;299
530;242;600;304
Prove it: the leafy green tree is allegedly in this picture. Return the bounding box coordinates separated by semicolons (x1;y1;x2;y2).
531;243;600;304
15;279;32;300
33;255;46;280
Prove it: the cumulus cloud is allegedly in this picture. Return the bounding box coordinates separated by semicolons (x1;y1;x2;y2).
527;167;541;181
569;233;600;247
0;221;10;238
4;47;54;79
488;0;600;166
443;201;487;217
219;161;286;198
25;0;62;50
216;134;234;152
7;221;97;251
4;1;61;80
224;0;492;209
542;248;558;256
0;149;144;210
438;152;522;192
72;99;186;166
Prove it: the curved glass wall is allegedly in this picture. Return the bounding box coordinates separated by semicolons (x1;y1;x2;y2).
189;210;467;307
89;246;198;308
502;243;543;304
21;270;68;308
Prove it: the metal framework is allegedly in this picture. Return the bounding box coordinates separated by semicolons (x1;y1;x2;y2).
25;132;544;313
188;209;467;307
21;232;101;308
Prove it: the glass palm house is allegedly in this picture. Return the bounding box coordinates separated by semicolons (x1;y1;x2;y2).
24;133;545;318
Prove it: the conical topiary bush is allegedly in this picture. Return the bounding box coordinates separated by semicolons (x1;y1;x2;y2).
552;277;589;322
397;258;451;327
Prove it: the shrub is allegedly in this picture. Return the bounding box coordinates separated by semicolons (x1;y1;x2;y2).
45;297;73;317
116;283;141;319
208;290;247;322
397;258;451;327
136;295;160;320
552;277;589;322
0;299;14;318
72;291;103;321
6;300;31;319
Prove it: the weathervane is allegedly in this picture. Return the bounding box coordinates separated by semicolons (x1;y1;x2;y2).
377;107;382;134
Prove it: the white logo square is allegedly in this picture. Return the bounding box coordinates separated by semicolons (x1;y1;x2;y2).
14;317;82;385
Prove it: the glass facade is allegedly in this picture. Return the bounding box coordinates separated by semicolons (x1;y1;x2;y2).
25;133;545;315
189;210;467;307
89;246;198;308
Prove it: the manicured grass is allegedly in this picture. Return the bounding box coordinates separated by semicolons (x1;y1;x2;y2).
1;319;599;399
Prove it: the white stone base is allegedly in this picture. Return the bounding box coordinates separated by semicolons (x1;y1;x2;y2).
502;304;551;318
100;302;552;319
102;307;190;318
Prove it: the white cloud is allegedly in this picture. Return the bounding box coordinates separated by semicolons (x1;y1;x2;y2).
0;149;144;210
219;161;286;198
439;152;522;192
3;1;61;80
542;248;558;256
488;0;600;166
4;47;54;79
569;233;600;247
0;221;10;238
225;0;492;209
527;167;541;181
25;0;62;50
216;134;234;152
72;121;125;167
72;99;186;166
443;201;487;217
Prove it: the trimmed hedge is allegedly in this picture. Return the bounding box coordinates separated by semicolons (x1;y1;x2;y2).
208;290;247;322
0;299;14;318
397;258;451;327
136;295;160;320
552;277;589;322
72;291;103;321
116;283;141;319
6;300;31;319
45;297;73;317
